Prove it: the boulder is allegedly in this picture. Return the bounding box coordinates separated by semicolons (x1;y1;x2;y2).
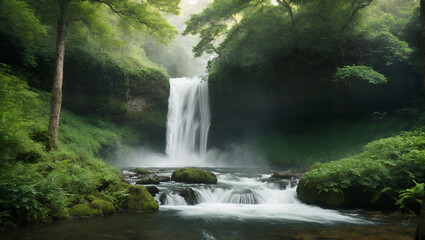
134;168;150;175
271;170;304;179
179;188;197;205
159;193;167;205
123;185;159;212
171;168;217;184
155;176;171;182
90;199;116;215
136;177;160;185
145;186;160;197
69;204;100;217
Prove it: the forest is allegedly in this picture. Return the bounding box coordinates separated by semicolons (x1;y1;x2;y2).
1;0;425;239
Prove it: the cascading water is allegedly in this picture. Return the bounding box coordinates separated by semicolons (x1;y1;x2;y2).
166;77;210;164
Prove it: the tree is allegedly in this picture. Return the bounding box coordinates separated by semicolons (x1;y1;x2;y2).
44;0;180;149
183;0;296;57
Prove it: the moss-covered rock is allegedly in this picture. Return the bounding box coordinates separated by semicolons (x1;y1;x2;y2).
69;204;100;217
136;177;160;185
171;168;217;184
134;168;150;175
123;185;159;212
90;199;116;215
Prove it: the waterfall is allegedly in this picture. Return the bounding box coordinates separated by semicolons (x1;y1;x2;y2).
166;77;211;163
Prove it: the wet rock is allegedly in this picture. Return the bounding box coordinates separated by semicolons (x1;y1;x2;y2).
123;185;159;212
136;177;160;185
159;192;168;205
145;186;159;197
134;168;150;175
271;170;304;179
171;168;217;184
155;176;171;182
179;188;197;205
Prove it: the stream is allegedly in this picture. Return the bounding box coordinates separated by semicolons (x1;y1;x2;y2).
0;167;418;240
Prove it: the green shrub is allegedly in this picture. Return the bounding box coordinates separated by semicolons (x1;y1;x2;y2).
396;181;425;214
297;129;425;208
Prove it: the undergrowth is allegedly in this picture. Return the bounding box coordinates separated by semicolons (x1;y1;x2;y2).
0;66;148;229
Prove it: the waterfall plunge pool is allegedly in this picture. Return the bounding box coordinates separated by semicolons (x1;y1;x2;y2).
1;168;417;240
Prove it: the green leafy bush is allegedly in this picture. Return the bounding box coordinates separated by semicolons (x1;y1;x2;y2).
297;129;425;209
396;181;425;214
333;65;388;85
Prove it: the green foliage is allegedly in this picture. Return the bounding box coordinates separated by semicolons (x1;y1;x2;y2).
0;65;45;161
396;181;425;214
0;0;47;67
333;65;387;85
0;70;156;228
171;168;217;184
298;128;425;208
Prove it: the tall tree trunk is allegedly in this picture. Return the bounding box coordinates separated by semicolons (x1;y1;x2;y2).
48;0;68;150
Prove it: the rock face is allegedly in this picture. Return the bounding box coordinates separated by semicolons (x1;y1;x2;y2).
123;185;159;212
271;170;304;179
171;168;217;184
179;188;197;205
145;186;159;197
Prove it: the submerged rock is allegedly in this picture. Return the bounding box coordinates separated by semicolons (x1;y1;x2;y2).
179;188;197;205
145;186;159;197
171;168;217;184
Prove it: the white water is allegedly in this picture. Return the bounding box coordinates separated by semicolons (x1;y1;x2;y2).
166;77;210;163
157;171;369;224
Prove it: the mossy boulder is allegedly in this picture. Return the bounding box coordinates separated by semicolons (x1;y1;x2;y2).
134;168;150;175
123;185;159;212
171;168;217;184
297;178;346;207
136;177;160;185
69;204;100;217
90;199;116;215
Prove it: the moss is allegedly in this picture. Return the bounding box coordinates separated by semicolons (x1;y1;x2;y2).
123;185;159;212
171;168;217;184
90;199;115;215
69;204;100;217
134;168;150;175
